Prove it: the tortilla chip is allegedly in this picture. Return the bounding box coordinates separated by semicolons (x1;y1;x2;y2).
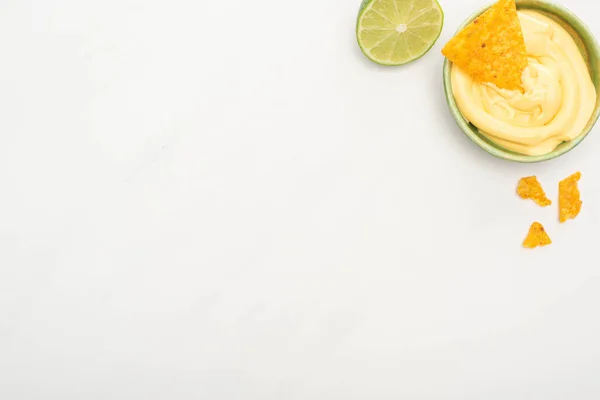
441;0;527;91
559;172;582;223
522;222;552;249
517;176;551;207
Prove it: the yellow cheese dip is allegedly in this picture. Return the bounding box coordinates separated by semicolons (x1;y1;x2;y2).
451;10;597;156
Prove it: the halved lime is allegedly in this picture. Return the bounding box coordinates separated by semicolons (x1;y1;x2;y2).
356;0;444;66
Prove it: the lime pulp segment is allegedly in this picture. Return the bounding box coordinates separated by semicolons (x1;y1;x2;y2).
357;0;444;65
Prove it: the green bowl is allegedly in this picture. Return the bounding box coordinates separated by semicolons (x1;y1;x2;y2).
443;0;600;163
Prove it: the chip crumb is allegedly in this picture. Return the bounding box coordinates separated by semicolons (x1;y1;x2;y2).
441;0;527;91
559;172;582;223
517;176;551;207
523;222;552;249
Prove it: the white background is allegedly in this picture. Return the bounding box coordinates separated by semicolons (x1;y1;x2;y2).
1;0;600;398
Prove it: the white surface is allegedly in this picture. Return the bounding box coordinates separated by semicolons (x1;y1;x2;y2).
1;0;600;398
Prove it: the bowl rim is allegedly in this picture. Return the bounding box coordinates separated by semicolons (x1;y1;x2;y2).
443;0;600;163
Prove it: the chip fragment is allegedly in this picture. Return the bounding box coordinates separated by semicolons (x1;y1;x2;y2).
441;0;528;91
517;176;551;207
522;222;552;249
559;172;582;223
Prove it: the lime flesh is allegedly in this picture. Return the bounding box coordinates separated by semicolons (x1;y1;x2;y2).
356;0;444;66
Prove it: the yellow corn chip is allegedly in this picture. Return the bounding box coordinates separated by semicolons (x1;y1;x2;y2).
442;0;527;91
517;176;551;207
559;172;582;223
523;222;552;249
